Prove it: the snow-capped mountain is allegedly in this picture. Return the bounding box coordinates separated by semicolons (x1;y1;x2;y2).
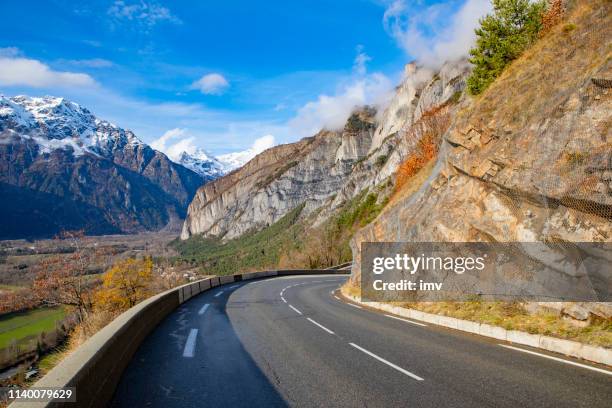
0;95;209;239
0;95;147;157
176;149;226;179
172;137;274;178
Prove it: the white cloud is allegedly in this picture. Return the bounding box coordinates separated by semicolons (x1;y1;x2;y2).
150;128;197;160
251;134;275;153
190;73;230;95
288;48;393;137
383;0;492;68
108;1;182;26
353;45;371;76
65;58;114;68
0;54;97;88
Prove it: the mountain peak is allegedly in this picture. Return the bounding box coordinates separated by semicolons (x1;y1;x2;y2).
176;149;226;179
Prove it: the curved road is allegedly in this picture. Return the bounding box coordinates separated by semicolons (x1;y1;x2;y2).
111;275;611;408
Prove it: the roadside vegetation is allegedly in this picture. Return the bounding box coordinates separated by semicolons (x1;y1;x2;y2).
279;189;390;269
342;284;611;347
467;0;547;95
0;232;193;387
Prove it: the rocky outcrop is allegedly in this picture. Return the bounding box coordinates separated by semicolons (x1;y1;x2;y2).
351;0;612;319
0;96;206;239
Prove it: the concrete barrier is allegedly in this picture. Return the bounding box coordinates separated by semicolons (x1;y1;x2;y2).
18;269;348;408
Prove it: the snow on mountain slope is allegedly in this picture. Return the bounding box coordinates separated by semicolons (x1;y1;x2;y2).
0;95;147;158
0;94;206;238
177;149;226;179
1;94;277;183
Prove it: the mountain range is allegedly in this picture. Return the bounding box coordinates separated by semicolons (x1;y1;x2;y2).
0;95;233;239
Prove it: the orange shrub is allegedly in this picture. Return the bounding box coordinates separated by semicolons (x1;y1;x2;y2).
541;0;564;34
394;107;450;193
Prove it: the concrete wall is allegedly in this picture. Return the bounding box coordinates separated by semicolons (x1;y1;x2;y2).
18;269;347;408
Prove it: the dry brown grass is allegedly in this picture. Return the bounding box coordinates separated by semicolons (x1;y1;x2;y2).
341;281;611;347
403;301;612;347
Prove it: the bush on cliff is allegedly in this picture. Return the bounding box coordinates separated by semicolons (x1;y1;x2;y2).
467;0;546;95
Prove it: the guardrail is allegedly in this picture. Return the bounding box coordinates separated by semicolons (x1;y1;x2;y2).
16;269;348;408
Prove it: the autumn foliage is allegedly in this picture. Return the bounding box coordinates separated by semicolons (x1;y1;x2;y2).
95;257;153;311
31;232;115;322
541;0;564;33
394;108;451;194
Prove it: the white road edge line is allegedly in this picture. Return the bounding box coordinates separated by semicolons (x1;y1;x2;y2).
384;314;427;327
289;304;302;315
198;304;210;315
347;303;362;309
306;318;335;335
214;291;224;297
499;344;612;376
349;343;424;381
183;329;198;358
281;296;287;303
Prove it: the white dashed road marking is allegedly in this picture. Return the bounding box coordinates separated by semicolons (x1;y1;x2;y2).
349;343;424;381
198;304;210;315
214;291;224;298
306;318;335;335
289;305;302;315
183;329;198;358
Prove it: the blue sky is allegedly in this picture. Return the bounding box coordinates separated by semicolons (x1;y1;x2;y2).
0;0;490;157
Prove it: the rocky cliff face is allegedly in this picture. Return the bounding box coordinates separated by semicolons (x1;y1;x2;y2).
0;96;207;239
181;61;469;240
351;0;611;319
181;109;377;240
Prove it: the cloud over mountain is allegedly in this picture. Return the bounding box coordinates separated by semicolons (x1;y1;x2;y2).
383;0;492;68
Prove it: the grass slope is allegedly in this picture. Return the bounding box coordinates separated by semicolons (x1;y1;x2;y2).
0;307;66;348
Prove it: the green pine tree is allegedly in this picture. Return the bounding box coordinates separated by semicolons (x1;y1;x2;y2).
467;0;547;95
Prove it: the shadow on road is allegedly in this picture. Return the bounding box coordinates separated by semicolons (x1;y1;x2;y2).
110;287;288;408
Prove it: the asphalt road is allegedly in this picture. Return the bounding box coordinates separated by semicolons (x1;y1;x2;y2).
111;275;611;408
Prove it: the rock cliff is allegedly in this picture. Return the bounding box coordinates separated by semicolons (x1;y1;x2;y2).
351;0;611;319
